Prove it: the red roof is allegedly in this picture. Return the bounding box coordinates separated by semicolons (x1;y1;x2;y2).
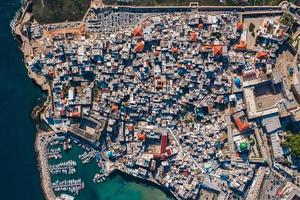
111;104;119;111
213;45;223;56
166;148;172;156
235;41;247;50
153;154;161;160
198;23;204;29
190;31;197;42
256;51;268;59
134;41;144;53
137;133;146;141
171;47;178;54
71;111;81;118
234;118;250;132
152;154;167;161
131;27;143;37
160;154;167;161
160;133;168;154
236;22;243;31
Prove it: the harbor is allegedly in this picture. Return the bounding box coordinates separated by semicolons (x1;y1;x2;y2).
10;0;300;199
42;132;173;200
49;160;77;175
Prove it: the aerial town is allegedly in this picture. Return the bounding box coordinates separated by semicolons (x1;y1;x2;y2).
12;0;300;200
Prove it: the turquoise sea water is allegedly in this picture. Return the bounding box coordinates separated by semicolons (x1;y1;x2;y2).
0;1;172;199
49;143;173;200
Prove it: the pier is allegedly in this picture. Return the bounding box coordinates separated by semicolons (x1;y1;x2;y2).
16;0;300;199
35;131;56;200
49;160;77;175
51;179;85;195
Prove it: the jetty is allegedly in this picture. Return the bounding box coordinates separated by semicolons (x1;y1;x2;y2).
51;179;85;195
49;160;77;175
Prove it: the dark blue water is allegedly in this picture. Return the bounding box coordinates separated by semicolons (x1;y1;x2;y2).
0;0;45;199
0;1;172;200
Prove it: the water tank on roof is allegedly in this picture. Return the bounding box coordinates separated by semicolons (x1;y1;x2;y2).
229;94;237;102
106;151;115;159
178;67;184;76
234;77;241;88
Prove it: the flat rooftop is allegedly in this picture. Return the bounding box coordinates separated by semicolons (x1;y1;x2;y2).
244;85;281;119
254;81;284;111
255;93;283;111
70;116;106;142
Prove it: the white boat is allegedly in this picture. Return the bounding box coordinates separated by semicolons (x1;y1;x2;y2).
60;193;74;200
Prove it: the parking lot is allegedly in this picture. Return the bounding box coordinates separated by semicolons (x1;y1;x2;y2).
84;8;145;32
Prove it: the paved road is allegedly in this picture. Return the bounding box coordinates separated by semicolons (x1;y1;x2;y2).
282;1;300;22
225;114;234;154
254;127;272;166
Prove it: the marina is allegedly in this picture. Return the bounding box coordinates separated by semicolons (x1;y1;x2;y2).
93;173;106;183
51;179;84;195
47;147;62;159
46;135;173;200
9;0;300;199
49;160;77;175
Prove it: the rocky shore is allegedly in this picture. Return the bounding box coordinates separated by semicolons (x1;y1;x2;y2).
35;131;56;200
11;2;54;200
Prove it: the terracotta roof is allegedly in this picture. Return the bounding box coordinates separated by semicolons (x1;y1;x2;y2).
190;31;197;42
213;45;223;56
131;27;143;37
171;47;178;54
134;41;145;53
256;51;268;59
235;40;247;50
204;44;212;49
111;104;119;111
234;118;250;132
71;111;81;118
236;22;243;31
160;133;168;154
198;23;204;29
137;133;146;141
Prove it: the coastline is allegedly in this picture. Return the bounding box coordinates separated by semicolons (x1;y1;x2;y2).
34;129;180;200
110;169;178;200
11;0;50;92
11;4;178;198
11;2;54;200
11;1;176;199
11;1;294;200
35;131;56;200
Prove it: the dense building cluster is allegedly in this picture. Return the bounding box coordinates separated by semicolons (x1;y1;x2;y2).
23;6;300;199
